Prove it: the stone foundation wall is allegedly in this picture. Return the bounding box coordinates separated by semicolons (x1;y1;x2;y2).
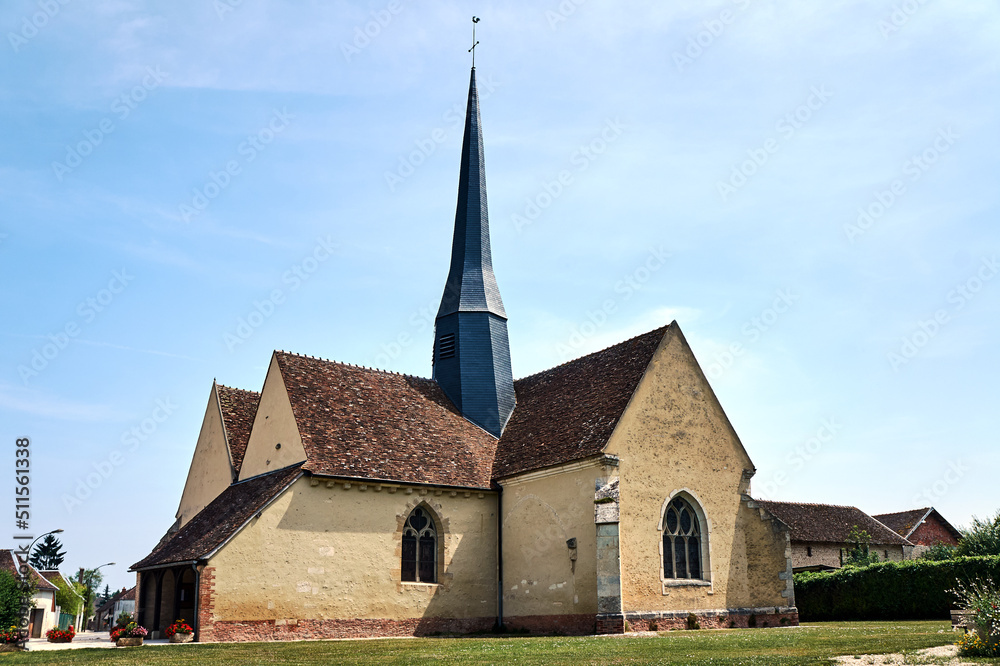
504;613;596;635
623;606;799;631
202;616;495;642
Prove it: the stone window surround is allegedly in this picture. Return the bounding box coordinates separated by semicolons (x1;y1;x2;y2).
658;488;713;595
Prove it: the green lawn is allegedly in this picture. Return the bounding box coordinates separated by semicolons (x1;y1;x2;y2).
0;621;981;665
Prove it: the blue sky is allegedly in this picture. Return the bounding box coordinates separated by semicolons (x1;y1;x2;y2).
2;1;997;593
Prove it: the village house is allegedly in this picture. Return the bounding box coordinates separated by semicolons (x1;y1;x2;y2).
132;67;798;641
874;507;962;556
755;501;913;572
1;550;59;638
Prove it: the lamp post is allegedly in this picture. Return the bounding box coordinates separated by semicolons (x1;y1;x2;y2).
83;562;115;631
17;528;63;646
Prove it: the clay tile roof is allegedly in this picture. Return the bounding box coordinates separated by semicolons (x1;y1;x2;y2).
216;384;260;476
874;507;962;542
131;464;303;570
275;353;499;489
492;325;670;479
0;551;58;590
756;500;911;546
122;586;136;601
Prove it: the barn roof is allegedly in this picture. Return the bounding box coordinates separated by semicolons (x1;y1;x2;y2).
874;507;962;542
756;500;911;546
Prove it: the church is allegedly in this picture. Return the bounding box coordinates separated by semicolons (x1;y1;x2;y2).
131;66;798;642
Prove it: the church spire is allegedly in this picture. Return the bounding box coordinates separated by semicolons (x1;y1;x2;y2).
432;64;515;437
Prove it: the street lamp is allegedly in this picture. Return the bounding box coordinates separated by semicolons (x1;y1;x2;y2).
83;562;116;631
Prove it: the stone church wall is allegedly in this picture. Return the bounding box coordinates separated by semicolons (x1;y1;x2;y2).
199;475;498;641
498;457;608;634
602;326;796;621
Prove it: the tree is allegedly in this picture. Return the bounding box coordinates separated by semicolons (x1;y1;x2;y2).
957;510;1000;557
844;525;880;567
0;571;23;631
52;577;82;617
99;584;112;606
29;534;66;570
77;568;105;622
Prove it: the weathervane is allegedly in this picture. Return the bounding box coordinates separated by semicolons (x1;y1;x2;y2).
469;16;480;67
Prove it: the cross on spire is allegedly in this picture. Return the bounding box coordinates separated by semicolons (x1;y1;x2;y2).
469;16;480;67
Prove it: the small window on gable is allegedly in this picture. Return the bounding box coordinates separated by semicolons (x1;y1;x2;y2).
807;546;813;557
662;496;704;580
401;506;437;583
884;550;889;559
437;334;456;360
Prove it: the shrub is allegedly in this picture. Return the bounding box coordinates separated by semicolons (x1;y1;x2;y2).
0;572;24;633
952;578;1000;641
794;555;1000;621
686;613;700;630
957;630;1000;658
958;510;1000;557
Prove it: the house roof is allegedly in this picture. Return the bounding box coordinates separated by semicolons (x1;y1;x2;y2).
874;507;962;542
95;586;136;614
216;383;260;476
131;463;303;570
755;500;911;546
275;352;499;489
492;325;669;479
0;550;58;591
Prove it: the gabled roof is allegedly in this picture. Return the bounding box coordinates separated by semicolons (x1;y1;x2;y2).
874;507;962;542
216;383;260;476
275;352;499;489
756;500;911;546
493;325;670;479
0;550;58;591
132;463;303;570
95;586;135;614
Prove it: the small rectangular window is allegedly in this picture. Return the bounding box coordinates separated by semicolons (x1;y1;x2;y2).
807;546;812;557
438;334;456;360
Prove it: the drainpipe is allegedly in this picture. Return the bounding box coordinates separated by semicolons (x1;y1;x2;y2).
192;564;200;642
496;486;504;631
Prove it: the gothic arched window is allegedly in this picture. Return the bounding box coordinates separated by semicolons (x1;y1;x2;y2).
401;506;437;583
662;496;703;580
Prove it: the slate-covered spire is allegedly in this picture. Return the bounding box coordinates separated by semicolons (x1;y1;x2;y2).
432;67;515;437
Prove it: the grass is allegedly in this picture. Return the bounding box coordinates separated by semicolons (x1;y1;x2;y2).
0;621;979;665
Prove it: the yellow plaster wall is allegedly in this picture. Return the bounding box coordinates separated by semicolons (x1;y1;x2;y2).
238;355;306;481
176;384;235;527
499;460;604;617
604;326;790;611
208;477;498;621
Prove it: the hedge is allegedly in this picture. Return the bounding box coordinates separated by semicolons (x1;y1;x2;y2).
794;555;1000;621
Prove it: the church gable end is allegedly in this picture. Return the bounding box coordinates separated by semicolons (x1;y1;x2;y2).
176;382;248;528
238;354;308;481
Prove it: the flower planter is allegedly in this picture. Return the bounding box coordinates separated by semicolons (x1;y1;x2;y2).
116;637;144;647
0;644;24;652
976;624;999;651
169;632;194;643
